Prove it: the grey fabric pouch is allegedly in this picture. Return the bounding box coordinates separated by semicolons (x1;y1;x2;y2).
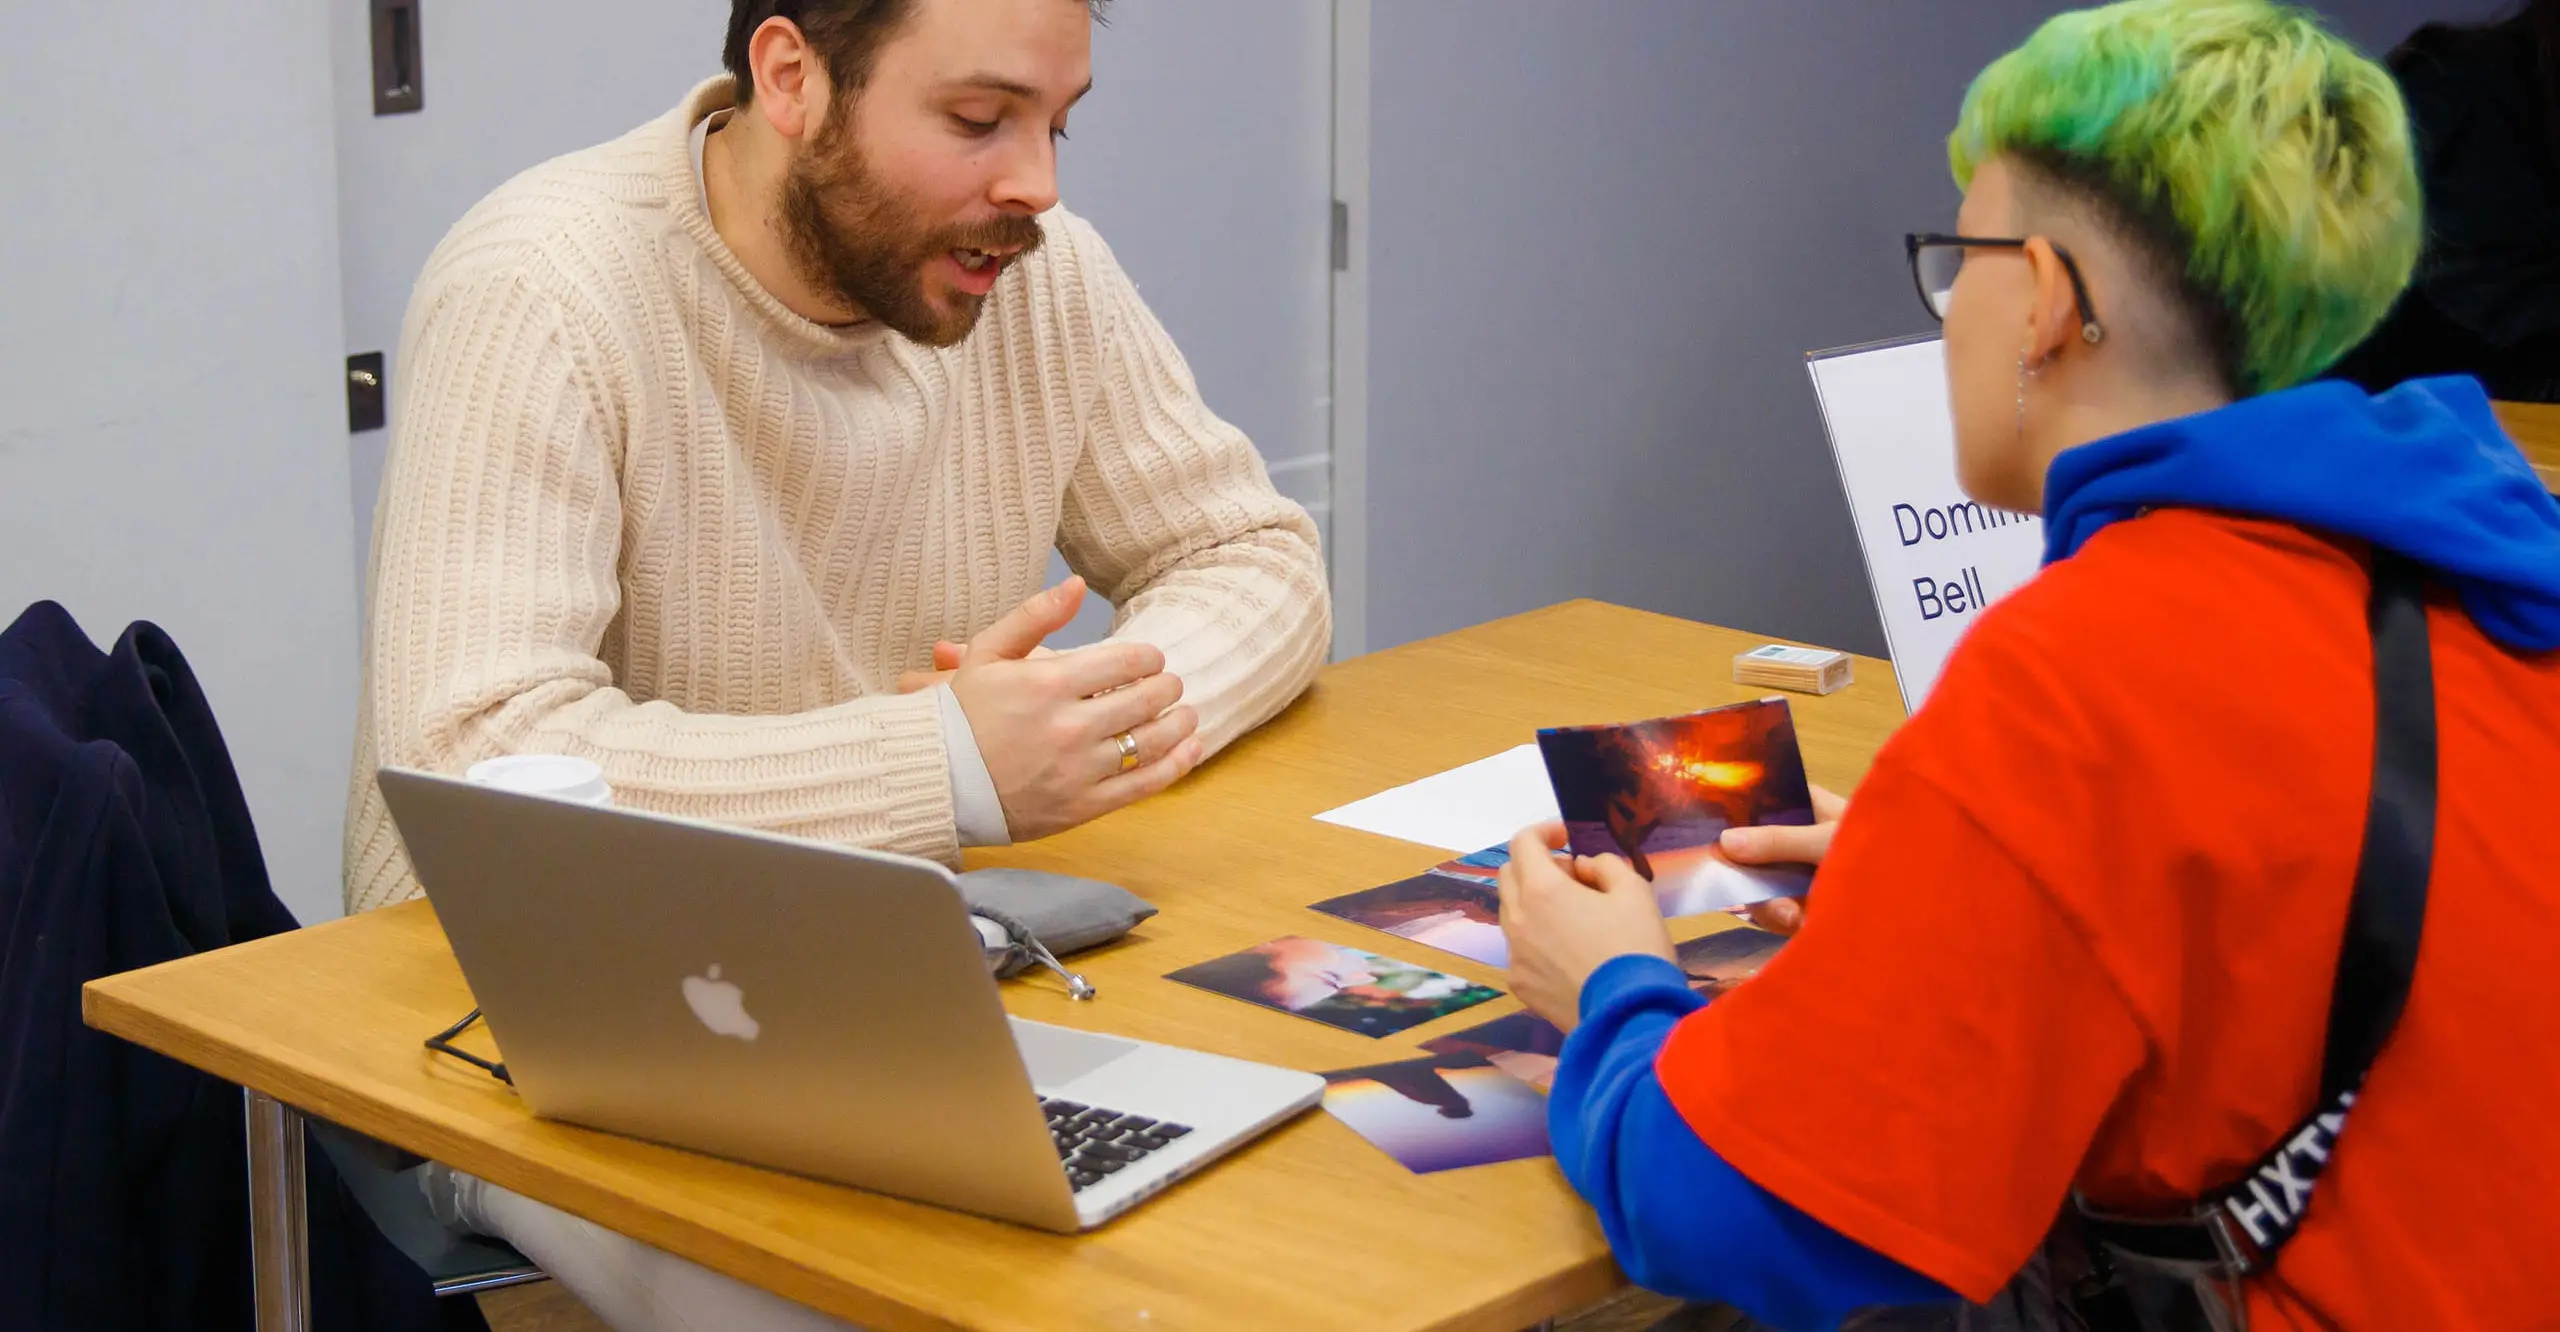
955;867;1157;996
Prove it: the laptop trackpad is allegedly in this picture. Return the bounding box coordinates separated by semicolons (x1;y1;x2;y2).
1011;1019;1139;1089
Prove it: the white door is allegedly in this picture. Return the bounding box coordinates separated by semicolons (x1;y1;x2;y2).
333;1;1336;651
0;0;360;925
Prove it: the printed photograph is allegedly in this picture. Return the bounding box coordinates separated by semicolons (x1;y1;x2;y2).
1418;932;1786;1094
1426;843;1512;886
1320;1052;1553;1173
1165;937;1503;1038
1310;870;1510;968
1420;1011;1567;1093
1676;926;1789;999
1538;699;1818;916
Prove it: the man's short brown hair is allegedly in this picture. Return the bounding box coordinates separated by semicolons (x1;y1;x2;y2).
723;0;1107;108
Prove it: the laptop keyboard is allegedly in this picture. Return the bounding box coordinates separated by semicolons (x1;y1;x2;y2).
1041;1098;1193;1193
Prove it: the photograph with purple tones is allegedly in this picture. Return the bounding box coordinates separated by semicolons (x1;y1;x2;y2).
1321;1052;1553;1173
1311;870;1509;968
1677;926;1789;999
1420;1011;1568;1093
1422;929;1788;1093
1427;844;1511;885
1538;699;1817;917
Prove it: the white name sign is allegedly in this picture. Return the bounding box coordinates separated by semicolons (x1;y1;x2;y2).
1808;335;2047;711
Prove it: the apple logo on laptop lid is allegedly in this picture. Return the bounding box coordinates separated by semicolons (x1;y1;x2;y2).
682;964;760;1041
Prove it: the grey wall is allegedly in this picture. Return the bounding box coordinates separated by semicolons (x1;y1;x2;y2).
0;0;359;924
333;1;731;599
336;1;1335;651
2;2;2472;926
1362;0;2488;659
1042;1;1337;645
1070;2;1335;519
1059;1;1336;645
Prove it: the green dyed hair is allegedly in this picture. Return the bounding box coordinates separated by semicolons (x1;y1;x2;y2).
1948;0;2421;395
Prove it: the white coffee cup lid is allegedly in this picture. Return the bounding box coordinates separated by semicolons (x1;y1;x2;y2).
465;754;613;807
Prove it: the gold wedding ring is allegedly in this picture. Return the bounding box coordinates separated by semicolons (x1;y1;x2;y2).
1114;731;1140;772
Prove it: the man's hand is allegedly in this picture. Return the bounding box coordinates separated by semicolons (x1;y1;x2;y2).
939;578;1203;841
1718;783;1848;936
1497;822;1675;1034
897;638;1056;692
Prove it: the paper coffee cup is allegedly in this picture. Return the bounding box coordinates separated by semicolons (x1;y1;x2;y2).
465;754;613;807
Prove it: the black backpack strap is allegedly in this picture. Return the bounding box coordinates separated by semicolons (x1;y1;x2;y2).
2078;550;2437;1277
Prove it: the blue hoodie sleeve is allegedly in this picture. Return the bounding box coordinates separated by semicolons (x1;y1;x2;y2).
1552;954;1957;1330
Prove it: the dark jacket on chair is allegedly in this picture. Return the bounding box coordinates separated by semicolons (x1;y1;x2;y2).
0;601;484;1332
2331;13;2560;401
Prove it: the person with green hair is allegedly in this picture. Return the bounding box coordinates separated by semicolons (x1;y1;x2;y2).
1493;2;2560;1328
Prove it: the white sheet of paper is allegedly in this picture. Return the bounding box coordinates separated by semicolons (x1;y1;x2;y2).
1313;744;1562;853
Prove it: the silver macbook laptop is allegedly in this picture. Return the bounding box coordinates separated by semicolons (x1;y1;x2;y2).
376;766;1323;1233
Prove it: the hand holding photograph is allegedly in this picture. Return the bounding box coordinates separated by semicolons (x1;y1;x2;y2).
1538;699;1819;916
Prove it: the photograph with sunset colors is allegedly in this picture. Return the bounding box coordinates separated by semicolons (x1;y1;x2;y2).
1320;1052;1552;1174
1676;925;1789;998
1420;1011;1569;1093
1537;699;1817;916
1310;842;1516;967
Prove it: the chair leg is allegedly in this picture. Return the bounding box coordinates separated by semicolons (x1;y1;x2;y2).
245;1089;313;1332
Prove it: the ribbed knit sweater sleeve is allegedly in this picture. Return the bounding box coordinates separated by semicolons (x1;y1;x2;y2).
1053;217;1331;755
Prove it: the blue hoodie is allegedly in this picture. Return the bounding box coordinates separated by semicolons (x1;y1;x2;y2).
2044;375;2560;650
1548;375;2560;1332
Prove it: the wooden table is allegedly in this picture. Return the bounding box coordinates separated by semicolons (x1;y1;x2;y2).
2495;399;2560;493
84;601;1905;1332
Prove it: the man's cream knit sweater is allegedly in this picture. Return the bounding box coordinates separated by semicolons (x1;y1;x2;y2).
344;81;1329;914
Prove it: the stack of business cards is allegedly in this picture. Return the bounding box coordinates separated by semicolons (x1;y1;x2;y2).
1733;644;1852;696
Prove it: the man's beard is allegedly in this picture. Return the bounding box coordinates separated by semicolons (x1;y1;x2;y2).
778;116;1044;347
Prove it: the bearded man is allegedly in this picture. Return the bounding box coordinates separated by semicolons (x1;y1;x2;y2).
346;0;1330;916
352;1;1329;1323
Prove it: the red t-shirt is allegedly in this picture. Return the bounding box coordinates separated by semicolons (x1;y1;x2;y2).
1657;510;2560;1326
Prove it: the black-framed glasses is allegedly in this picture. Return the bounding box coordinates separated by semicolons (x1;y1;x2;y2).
1904;233;2106;345
426;1007;513;1084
